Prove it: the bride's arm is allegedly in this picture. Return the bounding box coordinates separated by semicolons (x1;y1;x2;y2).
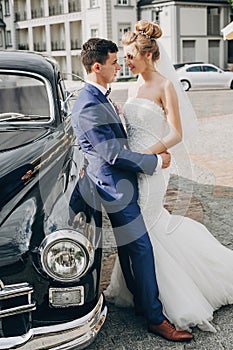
142;80;182;154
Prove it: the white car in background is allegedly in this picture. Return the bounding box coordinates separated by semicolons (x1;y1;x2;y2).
176;63;233;91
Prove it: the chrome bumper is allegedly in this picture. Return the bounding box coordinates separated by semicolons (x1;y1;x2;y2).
0;294;107;350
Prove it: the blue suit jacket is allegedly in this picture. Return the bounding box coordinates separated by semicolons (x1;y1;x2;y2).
72;83;158;207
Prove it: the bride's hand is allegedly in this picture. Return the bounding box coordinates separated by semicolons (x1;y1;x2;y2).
160;151;171;169
140;148;171;168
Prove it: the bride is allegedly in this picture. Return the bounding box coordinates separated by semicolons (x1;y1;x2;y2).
104;20;233;333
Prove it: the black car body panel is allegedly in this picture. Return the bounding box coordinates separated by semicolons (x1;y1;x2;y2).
0;51;107;349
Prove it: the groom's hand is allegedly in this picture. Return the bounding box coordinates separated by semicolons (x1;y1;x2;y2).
160;151;171;169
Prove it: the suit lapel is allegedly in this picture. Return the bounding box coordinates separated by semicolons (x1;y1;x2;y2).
85;83;127;137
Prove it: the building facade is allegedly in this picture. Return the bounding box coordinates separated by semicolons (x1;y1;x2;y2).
10;0;137;79
0;0;15;49
0;0;232;78
138;0;233;70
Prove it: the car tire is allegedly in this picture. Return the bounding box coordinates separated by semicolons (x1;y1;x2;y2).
230;80;233;89
180;80;191;91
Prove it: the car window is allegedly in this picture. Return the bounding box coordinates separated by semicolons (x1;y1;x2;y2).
57;78;72;117
0;74;51;121
203;66;218;72
186;66;202;72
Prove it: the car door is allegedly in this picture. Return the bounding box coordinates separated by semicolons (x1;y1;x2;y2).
185;65;203;87
202;65;226;87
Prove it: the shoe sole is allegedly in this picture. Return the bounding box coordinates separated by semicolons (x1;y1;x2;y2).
148;328;193;342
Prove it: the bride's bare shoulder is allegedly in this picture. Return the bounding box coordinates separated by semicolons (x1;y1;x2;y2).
163;78;177;96
157;74;176;96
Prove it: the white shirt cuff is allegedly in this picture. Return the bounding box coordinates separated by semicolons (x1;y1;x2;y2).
155;154;162;173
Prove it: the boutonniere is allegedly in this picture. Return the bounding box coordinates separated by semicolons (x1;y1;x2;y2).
113;102;123;116
112;102;126;130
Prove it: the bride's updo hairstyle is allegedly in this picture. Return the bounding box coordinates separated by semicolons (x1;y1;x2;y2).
122;20;162;62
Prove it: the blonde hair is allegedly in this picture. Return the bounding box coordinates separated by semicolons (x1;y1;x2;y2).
122;20;162;62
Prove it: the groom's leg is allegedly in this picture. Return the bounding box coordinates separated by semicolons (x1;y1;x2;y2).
117;245;136;296
107;203;165;325
105;202;193;341
127;232;165;324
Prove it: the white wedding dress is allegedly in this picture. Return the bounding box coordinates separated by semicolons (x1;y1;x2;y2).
104;97;233;333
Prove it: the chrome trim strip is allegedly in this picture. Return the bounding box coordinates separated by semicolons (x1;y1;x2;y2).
0;282;35;319
0;294;107;350
0;303;36;318
0;280;4;290
0;284;33;300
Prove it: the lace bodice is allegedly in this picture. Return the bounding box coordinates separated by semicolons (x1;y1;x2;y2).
123;97;169;152
123;97;170;226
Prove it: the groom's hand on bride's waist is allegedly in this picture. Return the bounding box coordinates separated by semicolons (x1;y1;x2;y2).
160;151;171;169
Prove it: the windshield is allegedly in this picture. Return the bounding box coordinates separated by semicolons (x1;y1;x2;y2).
0;73;51;122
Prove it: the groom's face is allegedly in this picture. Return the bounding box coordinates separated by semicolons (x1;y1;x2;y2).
98;52;121;85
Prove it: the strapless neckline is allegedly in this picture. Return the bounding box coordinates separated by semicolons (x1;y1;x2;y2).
127;97;164;115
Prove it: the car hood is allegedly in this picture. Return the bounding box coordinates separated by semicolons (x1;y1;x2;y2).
0;127;50;152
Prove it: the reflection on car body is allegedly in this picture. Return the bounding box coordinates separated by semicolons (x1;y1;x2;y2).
176;63;233;91
0;51;107;350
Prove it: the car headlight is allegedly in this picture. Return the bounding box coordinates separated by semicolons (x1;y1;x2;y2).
39;230;94;282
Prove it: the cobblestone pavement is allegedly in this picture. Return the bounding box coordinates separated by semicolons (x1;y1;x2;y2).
79;83;233;350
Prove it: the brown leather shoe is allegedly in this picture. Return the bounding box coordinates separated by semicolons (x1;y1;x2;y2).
148;320;193;342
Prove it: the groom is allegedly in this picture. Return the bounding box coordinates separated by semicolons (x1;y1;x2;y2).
71;38;193;342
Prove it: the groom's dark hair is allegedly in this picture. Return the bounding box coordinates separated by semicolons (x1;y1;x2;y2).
81;38;118;73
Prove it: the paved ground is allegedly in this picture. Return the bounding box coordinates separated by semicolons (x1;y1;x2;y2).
72;82;233;350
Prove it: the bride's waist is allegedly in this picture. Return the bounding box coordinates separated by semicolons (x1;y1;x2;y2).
128;137;165;151
138;167;170;182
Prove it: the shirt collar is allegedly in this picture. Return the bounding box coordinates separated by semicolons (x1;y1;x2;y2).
86;80;108;97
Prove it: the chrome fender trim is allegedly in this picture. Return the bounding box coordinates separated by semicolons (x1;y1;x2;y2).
0;294;107;350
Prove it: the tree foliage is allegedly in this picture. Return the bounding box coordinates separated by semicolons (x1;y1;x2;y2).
228;0;233;10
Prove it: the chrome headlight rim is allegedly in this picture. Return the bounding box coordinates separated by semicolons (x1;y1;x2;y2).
39;230;95;282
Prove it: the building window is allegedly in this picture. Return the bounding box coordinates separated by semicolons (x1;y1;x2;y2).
90;0;98;8
118;23;131;46
152;10;159;23
6;30;12;47
119;56;132;78
207;7;220;36
182;40;195;62
68;0;81;12
228;41;233;64
4;0;10;15
208;40;220;66
117;0;129;5
91;28;98;38
152;8;162;24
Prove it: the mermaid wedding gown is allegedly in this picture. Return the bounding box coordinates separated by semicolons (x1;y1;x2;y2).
104;97;233;333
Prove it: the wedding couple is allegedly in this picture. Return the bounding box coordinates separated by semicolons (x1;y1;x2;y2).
72;20;233;342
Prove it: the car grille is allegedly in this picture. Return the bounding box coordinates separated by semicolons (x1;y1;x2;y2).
0;280;36;319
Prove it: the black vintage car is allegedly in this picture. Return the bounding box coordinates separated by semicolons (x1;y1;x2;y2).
0;51;107;349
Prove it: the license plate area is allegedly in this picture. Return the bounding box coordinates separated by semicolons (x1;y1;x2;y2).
49;286;84;308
